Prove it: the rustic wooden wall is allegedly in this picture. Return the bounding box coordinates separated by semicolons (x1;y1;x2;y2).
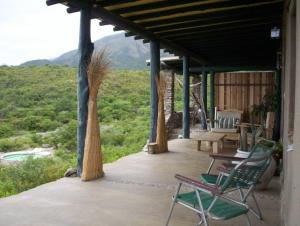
215;72;275;123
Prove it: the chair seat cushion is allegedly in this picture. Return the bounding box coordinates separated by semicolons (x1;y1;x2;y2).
177;191;248;220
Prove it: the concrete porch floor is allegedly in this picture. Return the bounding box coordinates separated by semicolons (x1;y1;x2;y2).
0;138;280;226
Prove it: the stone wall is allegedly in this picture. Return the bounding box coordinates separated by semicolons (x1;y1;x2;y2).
191;76;201;124
161;70;182;139
162;71;202;138
165;112;182;139
162;70;175;116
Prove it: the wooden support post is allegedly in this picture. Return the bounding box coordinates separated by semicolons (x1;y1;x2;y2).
273;69;281;141
210;71;215;127
183;56;190;138
201;71;208;130
77;8;94;176
149;40;160;142
202;71;208;113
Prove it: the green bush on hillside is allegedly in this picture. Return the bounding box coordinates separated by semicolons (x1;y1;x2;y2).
0;124;14;138
0;66;151;197
0;156;72;197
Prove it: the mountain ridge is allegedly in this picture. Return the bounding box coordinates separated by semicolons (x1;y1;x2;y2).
21;33;170;69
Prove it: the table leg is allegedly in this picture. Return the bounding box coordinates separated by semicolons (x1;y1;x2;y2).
219;138;224;150
241;127;247;151
212;141;219;154
197;141;201;151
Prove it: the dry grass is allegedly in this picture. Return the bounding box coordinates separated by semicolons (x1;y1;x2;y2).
82;49;110;181
156;73;168;153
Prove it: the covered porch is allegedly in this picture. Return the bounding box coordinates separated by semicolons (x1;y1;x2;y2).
0;135;280;226
11;0;298;225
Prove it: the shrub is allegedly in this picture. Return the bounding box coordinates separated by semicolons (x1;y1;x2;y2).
0;138;19;152
46;120;77;151
38;118;59;131
0;124;14;138
0;157;71;198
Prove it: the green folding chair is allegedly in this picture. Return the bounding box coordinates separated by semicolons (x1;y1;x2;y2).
200;139;276;220
166;155;269;226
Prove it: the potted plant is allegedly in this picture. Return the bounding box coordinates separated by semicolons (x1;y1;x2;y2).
273;142;283;176
251;93;277;122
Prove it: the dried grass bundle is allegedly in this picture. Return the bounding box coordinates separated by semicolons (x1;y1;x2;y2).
156;73;168;153
81;49;110;181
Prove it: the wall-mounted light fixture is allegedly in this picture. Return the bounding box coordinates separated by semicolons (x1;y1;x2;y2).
271;27;280;39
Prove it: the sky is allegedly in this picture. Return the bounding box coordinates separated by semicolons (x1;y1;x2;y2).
0;0;119;65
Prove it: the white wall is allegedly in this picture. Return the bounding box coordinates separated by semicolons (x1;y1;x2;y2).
281;1;300;225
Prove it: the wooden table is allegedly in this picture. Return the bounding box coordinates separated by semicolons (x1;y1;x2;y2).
224;133;240;148
194;132;226;154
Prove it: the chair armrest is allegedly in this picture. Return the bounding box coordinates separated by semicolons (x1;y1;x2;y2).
217;163;235;174
209;154;246;161
175;174;220;195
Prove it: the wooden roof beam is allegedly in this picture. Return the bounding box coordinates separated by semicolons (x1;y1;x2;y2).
132;0;283;23
146;11;282;32
113;26;123;31
160;21;280;39
178;37;272;48
189;66;276;73
99;20;110;26
67;7;80;13
134;36;143;40
111;0;225;16
46;0;67;6
154;17;281;36
103;0;165;10
125;32;135;37
137;3;283;27
89;4;208;65
124;0;259;21
168;27;270;41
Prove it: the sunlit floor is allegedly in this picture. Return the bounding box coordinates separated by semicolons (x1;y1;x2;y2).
0;132;280;226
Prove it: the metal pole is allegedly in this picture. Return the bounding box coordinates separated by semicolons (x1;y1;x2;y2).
210;71;215;127
183;56;190;138
201;71;208;130
273;69;281;141
149;40;160;142
77;7;94;176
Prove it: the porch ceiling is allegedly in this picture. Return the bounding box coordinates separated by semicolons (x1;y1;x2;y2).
47;0;283;68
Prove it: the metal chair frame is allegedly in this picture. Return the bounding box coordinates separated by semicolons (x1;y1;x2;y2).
166;156;268;226
202;139;276;220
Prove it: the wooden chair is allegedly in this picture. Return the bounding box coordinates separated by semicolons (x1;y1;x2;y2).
208;110;243;133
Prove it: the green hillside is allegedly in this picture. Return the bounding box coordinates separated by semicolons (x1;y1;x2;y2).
0;65;150;197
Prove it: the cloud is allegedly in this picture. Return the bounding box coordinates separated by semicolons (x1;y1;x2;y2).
0;0;117;65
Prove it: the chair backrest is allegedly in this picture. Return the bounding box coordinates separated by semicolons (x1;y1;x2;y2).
216;110;242;129
248;139;276;159
220;139;276;192
220;155;270;192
